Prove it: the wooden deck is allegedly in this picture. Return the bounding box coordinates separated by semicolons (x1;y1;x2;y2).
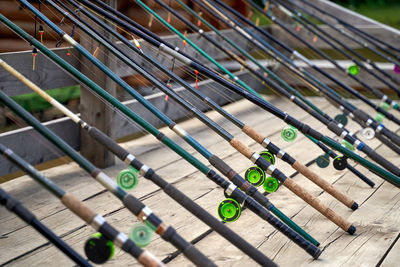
1;96;399;266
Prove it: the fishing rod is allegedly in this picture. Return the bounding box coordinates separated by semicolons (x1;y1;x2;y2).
72;0;400;185
0;89;215;267
58;0;359;213
0;186;92;266
155;0;374;187
0;14;322;259
273;0;400;99
286;0;400;86
207;0;400;166
22;0;354;236
171;0;374;187
189;0;400;178
0;143;162;266
2;13;215;265
298;0;400;60
0;58;277;266
30;0;321;245
207;0;400;149
202;0;400;158
59;0;372;201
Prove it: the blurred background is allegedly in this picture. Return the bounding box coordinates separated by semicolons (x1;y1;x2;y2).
332;0;400;29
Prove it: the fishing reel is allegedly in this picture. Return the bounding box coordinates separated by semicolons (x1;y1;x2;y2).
341;140;354;151
374;113;385;123
334;113;348;127
84;232;115;264
281;125;298;142
217;198;241;222
333;155;348;171
316;153;330;168
361;127;375;140
129;223;154;248
243;151;280;193
347;64;360;76
116;166;139;190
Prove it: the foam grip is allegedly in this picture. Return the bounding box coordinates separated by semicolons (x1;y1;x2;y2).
292;161;357;210
242;125;265;143
362;144;400;176
251;199;322;259
61;193;96;224
283;179;355;234
164;227;216;267
88;127;129;160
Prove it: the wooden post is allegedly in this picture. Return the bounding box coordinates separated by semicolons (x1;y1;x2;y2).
79;0;117;168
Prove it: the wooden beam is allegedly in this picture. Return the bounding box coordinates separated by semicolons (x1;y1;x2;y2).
79;0;117;168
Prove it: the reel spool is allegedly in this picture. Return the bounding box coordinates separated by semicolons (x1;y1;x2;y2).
333;156;348;171
334;113;348;127
341;140;354;151
129;223;154;248
379;102;390;111
374;113;385;123
244;166;266;187
263;177;280;193
117;166;139;190
347;64;360;76
361;127;375;140
84;232;115;264
281;125;298;142
259;150;276;165
316;153;330;168
217;198;241;222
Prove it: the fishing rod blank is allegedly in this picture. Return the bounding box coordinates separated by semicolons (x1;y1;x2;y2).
0;144;162;266
0;186;92;266
0;58;277;267
0;15;322;259
74;0;400;186
173;0;374;188
150;0;364;204
34;0;319;248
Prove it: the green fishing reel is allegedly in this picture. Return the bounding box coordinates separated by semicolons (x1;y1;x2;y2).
263;177;280;193
259;150;276;165
316;153;330;168
334;113;348;127
117;166;139;190
84;232;115;264
129;223;154;248
379;102;390;111
374;113;385;123
333;156;348;171
218;198;241;222
244;166;265;187
281;125;298;142
341;140;354;151
347;64;360;76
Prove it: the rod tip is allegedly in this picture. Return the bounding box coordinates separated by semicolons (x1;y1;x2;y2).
351;202;359;211
347;225;356;235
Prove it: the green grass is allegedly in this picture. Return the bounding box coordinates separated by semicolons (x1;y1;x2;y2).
3;85;80;113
